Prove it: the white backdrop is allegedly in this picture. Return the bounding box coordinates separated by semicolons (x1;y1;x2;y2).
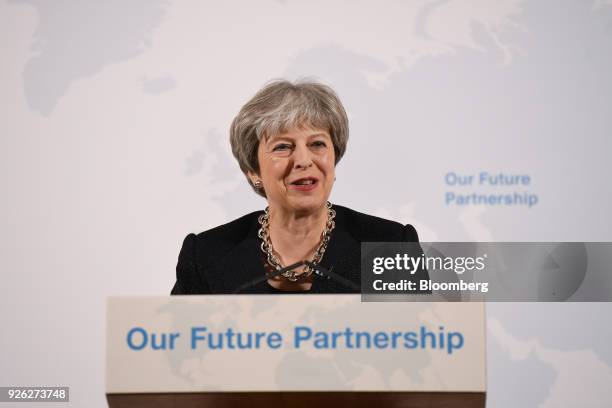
2;0;612;406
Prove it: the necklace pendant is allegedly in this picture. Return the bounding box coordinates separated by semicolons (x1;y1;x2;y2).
284;272;298;282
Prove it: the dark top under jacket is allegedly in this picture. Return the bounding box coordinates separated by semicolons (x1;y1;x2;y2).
170;204;425;294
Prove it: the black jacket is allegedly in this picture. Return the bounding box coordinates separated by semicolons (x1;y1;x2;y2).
171;204;422;294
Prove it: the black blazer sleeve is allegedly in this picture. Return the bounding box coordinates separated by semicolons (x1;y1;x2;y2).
171;233;211;295
403;223;419;242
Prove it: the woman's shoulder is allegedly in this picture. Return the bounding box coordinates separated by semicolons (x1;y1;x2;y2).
333;204;419;242
182;211;263;263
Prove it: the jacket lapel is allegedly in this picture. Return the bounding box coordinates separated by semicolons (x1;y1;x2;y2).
313;205;361;293
205;214;269;293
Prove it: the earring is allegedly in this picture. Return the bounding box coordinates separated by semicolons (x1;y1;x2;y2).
253;180;262;188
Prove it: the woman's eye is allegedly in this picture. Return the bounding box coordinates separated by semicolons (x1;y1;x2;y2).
311;141;327;148
272;143;292;151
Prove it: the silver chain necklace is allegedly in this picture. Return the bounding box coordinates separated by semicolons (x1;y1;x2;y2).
258;201;336;282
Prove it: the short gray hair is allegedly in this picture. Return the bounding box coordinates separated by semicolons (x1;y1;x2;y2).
230;79;349;197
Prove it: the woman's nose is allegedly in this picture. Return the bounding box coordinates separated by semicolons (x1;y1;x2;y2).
292;144;313;169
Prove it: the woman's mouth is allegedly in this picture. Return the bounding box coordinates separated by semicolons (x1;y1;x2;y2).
289;177;319;191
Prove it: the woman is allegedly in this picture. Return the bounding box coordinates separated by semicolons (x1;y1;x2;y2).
171;79;423;294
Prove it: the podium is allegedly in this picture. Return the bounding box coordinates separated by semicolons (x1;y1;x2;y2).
106;295;486;407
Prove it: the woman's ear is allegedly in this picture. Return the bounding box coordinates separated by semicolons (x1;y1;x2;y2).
247;171;262;188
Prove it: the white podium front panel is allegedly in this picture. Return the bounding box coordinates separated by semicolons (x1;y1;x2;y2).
106;295;485;393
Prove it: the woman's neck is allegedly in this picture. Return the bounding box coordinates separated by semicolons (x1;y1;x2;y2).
267;204;328;265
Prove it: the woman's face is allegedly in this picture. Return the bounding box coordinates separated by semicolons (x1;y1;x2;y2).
250;127;336;215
